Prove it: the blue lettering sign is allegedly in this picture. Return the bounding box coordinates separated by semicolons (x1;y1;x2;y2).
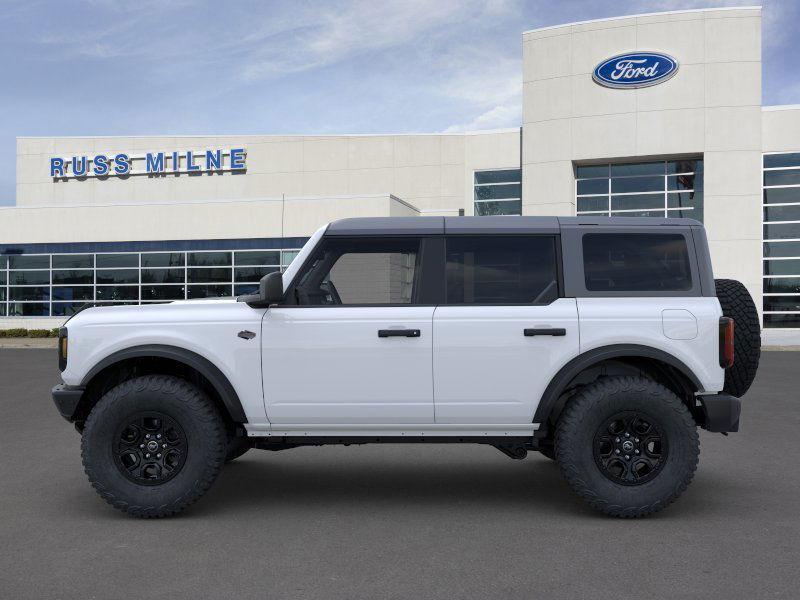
146;152;165;173
230;148;246;170
186;150;200;172
171;151;180;172
113;153;130;175
593;52;678;89
50;158;65;177
206;149;221;170
72;156;88;177
93;154;109;176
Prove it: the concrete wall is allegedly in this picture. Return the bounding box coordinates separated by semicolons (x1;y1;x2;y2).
522;7;763;314
16;131;521;217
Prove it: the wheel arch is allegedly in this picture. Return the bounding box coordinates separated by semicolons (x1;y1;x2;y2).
534;344;702;433
77;344;247;426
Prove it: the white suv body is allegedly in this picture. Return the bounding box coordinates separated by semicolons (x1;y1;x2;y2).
52;216;758;518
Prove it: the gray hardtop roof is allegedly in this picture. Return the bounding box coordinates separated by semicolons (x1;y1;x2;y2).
326;215;702;236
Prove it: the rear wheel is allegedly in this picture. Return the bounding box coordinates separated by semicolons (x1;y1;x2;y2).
81;375;226;518
555;376;699;518
715;278;761;397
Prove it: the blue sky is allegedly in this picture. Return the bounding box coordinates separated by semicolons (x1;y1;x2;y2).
1;0;798;206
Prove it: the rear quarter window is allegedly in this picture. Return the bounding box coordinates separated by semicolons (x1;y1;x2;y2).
582;233;693;292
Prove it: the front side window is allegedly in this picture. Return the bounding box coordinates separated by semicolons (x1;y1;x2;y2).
583;233;692;292
293;238;421;305
445;236;558;304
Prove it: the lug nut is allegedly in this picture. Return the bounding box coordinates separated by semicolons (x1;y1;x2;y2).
145;434;150;439
615;437;620;443
157;454;161;458
157;434;161;439
145;453;150;458
635;449;640;454
615;449;620;454
625;433;630;438
139;444;144;448
624;455;630;460
634;438;639;443
162;444;167;448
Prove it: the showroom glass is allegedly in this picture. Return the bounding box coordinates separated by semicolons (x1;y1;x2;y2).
445;236;558;304
582;233;692;292
1;248;301;317
294;238;420;305
474;169;522;216
576;159;704;220
763;153;800;328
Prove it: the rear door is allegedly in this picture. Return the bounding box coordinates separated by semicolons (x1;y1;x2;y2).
261;236;437;424
433;235;579;424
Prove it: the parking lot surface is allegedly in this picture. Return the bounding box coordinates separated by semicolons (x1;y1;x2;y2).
1;349;799;599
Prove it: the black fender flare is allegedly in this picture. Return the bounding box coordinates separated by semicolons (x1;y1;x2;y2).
533;344;703;427
81;344;247;423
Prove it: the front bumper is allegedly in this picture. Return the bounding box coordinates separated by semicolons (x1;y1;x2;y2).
52;384;85;422
697;393;741;433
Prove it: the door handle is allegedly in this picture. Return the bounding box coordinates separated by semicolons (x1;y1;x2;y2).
524;328;566;337
378;329;421;338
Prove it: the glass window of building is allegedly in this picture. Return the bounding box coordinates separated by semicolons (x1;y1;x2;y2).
474;169;522;216
576;159;703;221
763;153;800;329
1;244;303;318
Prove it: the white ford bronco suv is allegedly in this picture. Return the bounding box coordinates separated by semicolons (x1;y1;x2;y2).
52;216;761;518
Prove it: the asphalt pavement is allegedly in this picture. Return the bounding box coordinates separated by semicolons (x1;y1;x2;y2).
1;348;798;599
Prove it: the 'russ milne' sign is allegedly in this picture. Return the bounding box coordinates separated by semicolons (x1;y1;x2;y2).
593;52;678;89
50;148;247;179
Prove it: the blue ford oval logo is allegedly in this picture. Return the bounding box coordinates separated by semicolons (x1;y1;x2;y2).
593;52;679;89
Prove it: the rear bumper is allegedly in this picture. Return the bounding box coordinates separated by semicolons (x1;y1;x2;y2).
52;384;85;421
697;393;741;433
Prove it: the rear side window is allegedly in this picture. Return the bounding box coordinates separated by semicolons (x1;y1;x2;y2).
445;236;559;304
582;233;692;292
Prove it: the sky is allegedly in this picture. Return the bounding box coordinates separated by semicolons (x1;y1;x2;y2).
1;0;798;206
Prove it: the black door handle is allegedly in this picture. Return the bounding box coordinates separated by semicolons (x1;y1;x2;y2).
378;329;421;338
524;328;566;337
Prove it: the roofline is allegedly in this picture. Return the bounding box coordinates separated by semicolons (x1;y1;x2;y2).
16;128;520;141
763;104;800;112
522;5;761;36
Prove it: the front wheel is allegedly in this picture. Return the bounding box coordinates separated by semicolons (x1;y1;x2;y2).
81;375;226;518
555;376;699;518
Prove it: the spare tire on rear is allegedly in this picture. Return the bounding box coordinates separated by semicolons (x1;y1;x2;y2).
715;279;761;397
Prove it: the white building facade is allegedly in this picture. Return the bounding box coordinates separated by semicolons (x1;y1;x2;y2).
3;6;800;343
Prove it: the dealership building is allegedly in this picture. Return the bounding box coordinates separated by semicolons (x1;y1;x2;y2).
2;6;800;343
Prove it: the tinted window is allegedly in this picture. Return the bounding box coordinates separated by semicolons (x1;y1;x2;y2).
295;238;421;305
582;233;692;292
96;254;137;268
445;236;558;304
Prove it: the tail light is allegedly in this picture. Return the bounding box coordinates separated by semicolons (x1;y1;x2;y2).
58;327;68;372
719;317;734;368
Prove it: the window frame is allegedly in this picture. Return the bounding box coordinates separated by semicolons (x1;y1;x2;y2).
282;235;441;307
560;226;702;298
441;234;563;306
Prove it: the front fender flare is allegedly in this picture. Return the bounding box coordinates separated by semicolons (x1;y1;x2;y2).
80;344;247;423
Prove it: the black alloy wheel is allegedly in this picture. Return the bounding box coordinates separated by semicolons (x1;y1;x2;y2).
593;411;667;485
114;412;187;485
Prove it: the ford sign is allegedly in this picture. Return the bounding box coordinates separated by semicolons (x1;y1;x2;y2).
593;52;678;89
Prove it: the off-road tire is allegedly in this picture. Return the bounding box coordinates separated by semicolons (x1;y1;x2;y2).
81;375;226;518
225;434;252;463
715;278;761;397
555;376;699;518
537;443;556;461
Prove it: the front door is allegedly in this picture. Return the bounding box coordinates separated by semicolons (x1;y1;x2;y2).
433;235;579;424
261;236;436;424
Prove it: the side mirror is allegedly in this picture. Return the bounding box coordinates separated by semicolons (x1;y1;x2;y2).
260;271;284;304
238;271;283;307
